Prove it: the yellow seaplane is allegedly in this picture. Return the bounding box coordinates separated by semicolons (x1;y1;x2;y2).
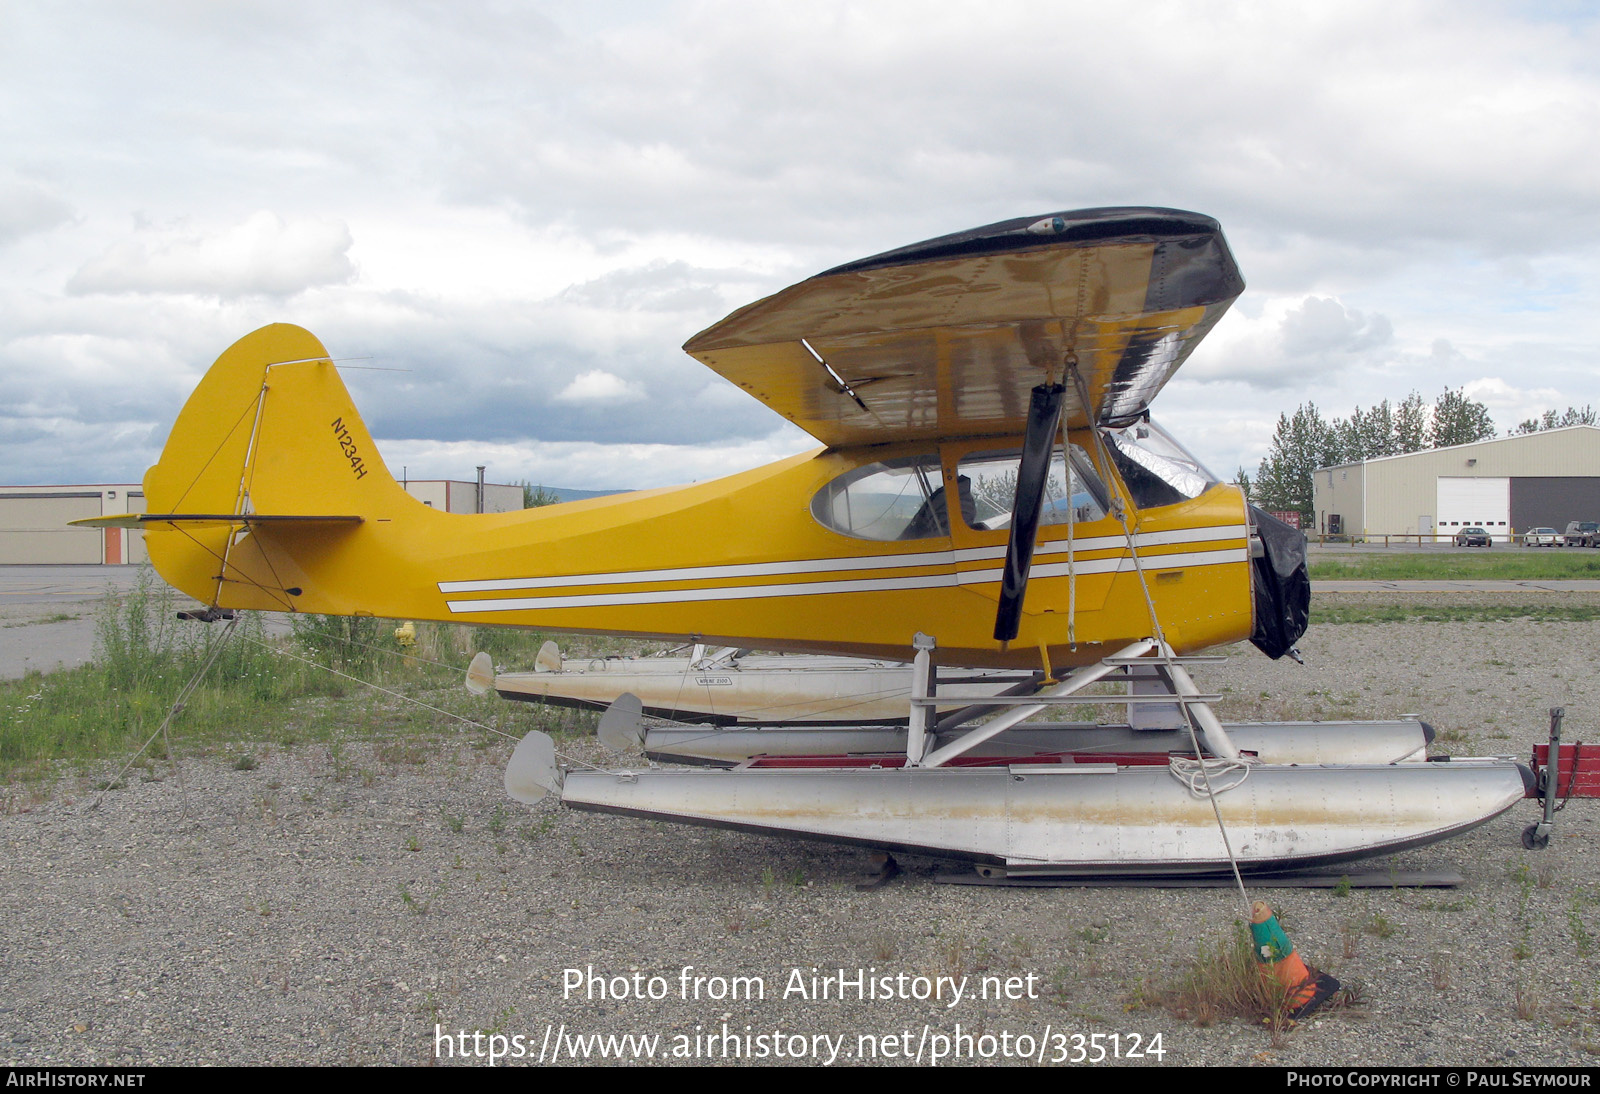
83;207;1530;876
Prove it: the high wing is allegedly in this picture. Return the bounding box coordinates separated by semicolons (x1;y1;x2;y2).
683;207;1243;447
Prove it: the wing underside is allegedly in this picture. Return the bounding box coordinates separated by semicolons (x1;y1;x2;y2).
683;207;1243;447
71;514;363;529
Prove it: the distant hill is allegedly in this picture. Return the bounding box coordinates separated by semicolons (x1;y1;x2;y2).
534;486;633;505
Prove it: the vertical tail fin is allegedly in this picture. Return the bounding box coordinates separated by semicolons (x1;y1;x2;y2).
143;324;411;610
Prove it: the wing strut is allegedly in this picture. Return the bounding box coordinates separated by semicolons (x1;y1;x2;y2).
993;382;1065;643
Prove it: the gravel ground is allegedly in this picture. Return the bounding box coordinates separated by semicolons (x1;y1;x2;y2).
4;599;1600;1068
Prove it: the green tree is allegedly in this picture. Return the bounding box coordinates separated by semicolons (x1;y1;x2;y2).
1252;389;1473;526
1427;388;1497;448
519;481;561;508
1253;403;1333;524
1394;391;1429;453
1515;405;1597;434
1356;399;1397;458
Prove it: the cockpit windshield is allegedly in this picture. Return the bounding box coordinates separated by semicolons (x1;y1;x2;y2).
1103;418;1218;509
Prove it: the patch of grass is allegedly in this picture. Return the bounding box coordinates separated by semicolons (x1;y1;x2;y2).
2;612;80;629
1312;601;1600;625
1047;965;1073;1006
520;815;555;841
1340;923;1358;959
1570;899;1594;958
0;574;316;780
1310;553;1600;581
469;626;555;666
0;570;602;783
1430;950;1453;992
399;882;438;915
1516;977;1542;1020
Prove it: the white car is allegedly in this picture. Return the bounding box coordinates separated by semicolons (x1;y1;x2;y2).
1525;527;1563;547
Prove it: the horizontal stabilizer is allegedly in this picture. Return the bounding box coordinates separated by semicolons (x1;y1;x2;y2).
71;513;363;530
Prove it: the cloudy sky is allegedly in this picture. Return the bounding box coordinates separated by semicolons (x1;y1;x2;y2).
3;1;1597;491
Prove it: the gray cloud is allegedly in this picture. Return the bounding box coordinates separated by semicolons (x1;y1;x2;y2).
3;1;1600;489
0;177;73;247
559;260;738;314
67;212;356;298
1280;297;1393;358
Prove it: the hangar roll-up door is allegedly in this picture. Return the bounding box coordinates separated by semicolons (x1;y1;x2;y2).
1437;477;1510;543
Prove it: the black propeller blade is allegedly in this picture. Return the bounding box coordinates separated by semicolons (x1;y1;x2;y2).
993;382;1065;643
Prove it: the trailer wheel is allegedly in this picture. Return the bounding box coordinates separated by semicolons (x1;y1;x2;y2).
1521;824;1550;850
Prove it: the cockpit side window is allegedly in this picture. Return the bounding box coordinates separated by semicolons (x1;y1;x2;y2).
956;445;1110;532
810;455;950;541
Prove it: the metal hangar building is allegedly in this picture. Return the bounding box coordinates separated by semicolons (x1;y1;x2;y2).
1312;425;1600;543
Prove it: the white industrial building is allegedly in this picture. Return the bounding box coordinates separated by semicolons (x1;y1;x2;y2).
399;478;523;515
0;478;525;565
1312;426;1600;543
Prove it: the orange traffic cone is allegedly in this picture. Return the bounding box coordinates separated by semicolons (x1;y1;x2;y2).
1249;900;1341;1020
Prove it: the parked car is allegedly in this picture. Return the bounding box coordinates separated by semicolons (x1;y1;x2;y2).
1454;526;1492;547
1564;521;1598;546
1525;527;1563;547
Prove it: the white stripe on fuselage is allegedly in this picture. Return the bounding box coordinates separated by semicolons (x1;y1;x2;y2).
436;523;1249;595
443;546;1249;614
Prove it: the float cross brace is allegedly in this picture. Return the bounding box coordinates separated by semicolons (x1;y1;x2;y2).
906;638;1242;768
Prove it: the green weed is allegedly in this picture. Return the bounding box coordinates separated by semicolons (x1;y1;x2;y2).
0;570;595;783
1159;925;1294;1032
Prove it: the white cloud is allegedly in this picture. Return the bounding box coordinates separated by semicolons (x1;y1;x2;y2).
67;211;355;299
1461;376;1567;428
555;369;645;403
1188;295;1395;390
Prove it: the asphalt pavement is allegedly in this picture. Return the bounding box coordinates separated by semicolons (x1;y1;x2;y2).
0;566;151;678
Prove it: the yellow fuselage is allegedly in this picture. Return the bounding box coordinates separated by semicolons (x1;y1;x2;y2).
135;327;1251;671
